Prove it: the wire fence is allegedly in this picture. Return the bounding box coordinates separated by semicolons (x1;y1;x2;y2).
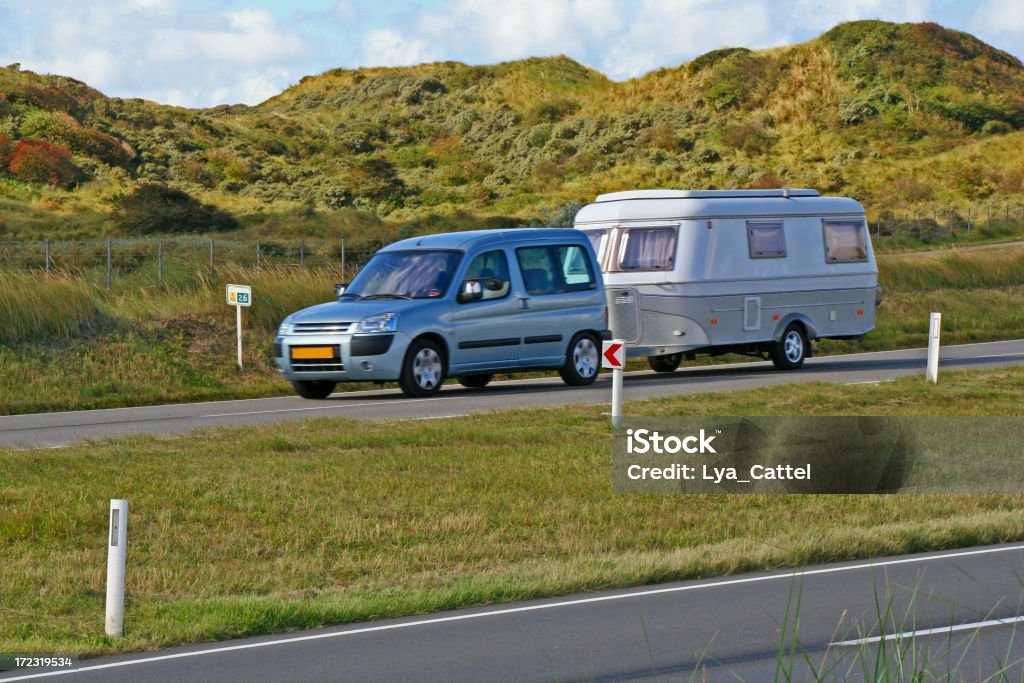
0;237;382;292
1;201;1023;291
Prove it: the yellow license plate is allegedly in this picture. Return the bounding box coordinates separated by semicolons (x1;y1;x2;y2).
291;346;336;360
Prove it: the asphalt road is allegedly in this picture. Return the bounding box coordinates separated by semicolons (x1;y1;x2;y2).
2;339;1023;448
5;543;1024;682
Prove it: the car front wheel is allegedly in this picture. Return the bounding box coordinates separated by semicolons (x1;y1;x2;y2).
399;338;446;397
292;380;337;399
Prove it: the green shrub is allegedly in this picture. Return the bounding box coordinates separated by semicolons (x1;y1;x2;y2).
112;183;239;235
981;119;1012;135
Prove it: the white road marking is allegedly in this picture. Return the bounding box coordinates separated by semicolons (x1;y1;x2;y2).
5;544;1024;681
843;379;897;386
832;614;1024;647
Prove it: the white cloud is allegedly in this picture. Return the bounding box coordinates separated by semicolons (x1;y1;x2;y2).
361;28;436;66
1;0;1023;108
968;0;1024;37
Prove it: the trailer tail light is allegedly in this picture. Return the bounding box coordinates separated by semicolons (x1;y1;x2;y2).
710;318;718;325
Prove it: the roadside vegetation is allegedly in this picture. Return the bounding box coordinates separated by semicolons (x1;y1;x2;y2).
3;20;1024;240
1;366;1022;656
1;243;1022;415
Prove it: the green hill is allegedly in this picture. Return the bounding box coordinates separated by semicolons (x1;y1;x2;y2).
2;20;1024;240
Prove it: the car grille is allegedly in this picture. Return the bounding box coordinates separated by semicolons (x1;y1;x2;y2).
292;358;345;372
292;321;353;334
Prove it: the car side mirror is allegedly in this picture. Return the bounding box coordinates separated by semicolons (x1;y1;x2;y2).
458;280;483;303
335;282;348;296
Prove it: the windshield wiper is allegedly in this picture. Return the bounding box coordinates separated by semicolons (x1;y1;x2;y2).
339;293;364;300
363;293;413;300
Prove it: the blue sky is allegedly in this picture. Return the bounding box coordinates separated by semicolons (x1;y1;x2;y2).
1;1;1021;108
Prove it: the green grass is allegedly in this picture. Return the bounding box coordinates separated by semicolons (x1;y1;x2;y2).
1;243;1023;414
1;366;1023;656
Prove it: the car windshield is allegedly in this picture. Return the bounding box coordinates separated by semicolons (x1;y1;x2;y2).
344;250;462;299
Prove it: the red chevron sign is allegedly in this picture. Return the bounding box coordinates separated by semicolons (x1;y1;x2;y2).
602;341;624;369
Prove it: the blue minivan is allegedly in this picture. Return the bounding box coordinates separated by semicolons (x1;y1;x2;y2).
274;229;610;398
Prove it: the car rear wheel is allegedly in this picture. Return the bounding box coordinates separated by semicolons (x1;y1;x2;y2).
292;380;337;399
648;353;682;373
458;373;493;389
559;333;600;386
399;338;446;397
770;323;807;370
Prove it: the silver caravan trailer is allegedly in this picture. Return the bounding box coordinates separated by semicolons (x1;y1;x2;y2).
574;189;880;372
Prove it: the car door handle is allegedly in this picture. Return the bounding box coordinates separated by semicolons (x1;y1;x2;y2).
517;297;530;310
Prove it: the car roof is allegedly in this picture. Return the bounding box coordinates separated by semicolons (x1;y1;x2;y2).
382;228;587;252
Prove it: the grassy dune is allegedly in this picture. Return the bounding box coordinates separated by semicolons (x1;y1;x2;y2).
1;366;1022;655
0;244;1022;414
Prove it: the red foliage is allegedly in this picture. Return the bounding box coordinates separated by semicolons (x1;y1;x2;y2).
8;139;82;187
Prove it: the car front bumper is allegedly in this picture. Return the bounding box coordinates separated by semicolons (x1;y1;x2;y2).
274;332;409;382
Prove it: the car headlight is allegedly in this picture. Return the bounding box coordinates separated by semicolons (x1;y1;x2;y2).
278;322;294;335
356;312;398;333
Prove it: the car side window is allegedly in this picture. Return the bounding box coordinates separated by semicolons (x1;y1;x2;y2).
556;245;596;288
461;249;510;301
516;245;596;295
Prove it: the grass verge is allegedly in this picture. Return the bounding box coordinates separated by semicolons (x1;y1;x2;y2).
1;366;1023;656
1;244;1023;414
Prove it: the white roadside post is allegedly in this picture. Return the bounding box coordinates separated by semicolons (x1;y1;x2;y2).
602;339;625;427
926;312;941;383
105;499;128;637
226;284;252;370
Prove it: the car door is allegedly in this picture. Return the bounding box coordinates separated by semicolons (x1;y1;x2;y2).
446;248;522;373
513;243;601;366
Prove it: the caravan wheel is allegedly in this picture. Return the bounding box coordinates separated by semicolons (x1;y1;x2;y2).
648;353;683;373
770;323;807;370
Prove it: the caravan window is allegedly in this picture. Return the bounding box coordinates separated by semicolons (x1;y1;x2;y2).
747;221;786;258
617;227;677;271
581;229;608;263
823;221;868;263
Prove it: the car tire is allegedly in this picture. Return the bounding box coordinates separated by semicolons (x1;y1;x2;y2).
770;323;807;370
559;333;600;386
458;373;493;389
399;338;446;397
292;380;337;399
648;353;682;373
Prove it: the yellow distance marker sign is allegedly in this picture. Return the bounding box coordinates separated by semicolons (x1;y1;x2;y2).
226;284;252;369
226;284;252;307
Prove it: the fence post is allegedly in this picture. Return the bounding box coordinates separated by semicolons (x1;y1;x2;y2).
45;240;50;274
256;239;261;269
300;239;305;268
1006;204;1010;228
987;203;991;231
106;239;112;292
158;240;163;288
967;206;972;235
209;239;215;276
340;238;346;281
